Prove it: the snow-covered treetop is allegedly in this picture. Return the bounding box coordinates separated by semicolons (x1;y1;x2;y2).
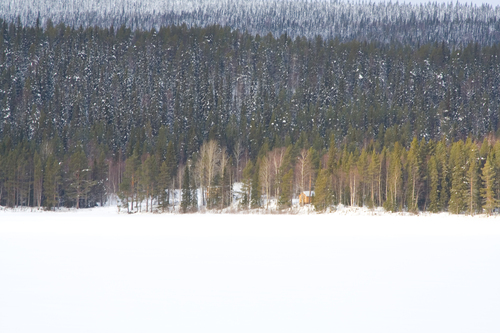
1;0;500;45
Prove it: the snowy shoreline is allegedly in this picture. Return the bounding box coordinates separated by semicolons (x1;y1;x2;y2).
1;204;500;219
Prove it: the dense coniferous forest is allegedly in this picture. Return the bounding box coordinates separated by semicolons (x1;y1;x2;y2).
3;0;500;46
2;9;500;213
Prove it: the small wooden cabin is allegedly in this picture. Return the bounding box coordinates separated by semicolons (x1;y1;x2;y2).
299;191;315;205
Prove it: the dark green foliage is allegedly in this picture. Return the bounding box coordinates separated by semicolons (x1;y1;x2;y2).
448;141;466;214
240;160;253;209
181;165;192;213
278;169;294;209
2;24;500;159
428;156;440;213
251;160;261;209
158;161;170;211
43;155;61;210
181;164;197;213
2;23;500;214
313;169;330;212
119;151;139;212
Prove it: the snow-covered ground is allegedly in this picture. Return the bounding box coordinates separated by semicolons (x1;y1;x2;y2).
1;207;500;333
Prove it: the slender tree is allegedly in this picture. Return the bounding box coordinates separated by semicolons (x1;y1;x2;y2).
481;155;497;215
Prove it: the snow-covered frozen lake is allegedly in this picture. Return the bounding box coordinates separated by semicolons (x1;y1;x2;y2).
1;208;500;333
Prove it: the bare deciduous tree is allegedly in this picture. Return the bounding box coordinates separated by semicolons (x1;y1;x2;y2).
196;140;220;208
270;147;286;198
233;140;243;182
259;155;272;208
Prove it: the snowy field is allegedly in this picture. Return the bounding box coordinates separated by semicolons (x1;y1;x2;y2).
1;208;500;333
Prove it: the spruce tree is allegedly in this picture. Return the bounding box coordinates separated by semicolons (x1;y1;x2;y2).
251;159;261;208
313;168;330;212
181;165;192;213
0;152;4;205
33;152;43;209
278;169;294;209
67;147;90;209
190;164;198;212
158;161;170;211
43;156;61;210
119;151;139;212
141;154;157;212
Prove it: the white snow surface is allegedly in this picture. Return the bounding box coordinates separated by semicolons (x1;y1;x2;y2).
1;207;500;333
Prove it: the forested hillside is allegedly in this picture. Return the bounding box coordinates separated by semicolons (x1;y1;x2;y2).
1;20;500;213
2;0;500;46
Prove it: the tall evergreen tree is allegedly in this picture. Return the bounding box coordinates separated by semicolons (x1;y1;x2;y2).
67;147;90;209
181;164;192;213
33;151;43;208
313;168;330;212
43;155;61;210
448;141;466;214
251;159;261;208
406;137;421;213
465;145;481;215
278;169;294;209
384;143;403;212
481;154;497;215
428;156;440;213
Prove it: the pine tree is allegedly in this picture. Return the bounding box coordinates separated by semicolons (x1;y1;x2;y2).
357;148;369;206
479;138;490;162
448;141;466;214
481;155;497;215
164;141;177;205
313;168;330;212
492;141;500;205
326;134;337;173
406;137;421;213
155;126;168;161
428;156;440;213
384;143;402;212
91;151;107;207
119;151;139;212
158;161;170;211
67;147;90;209
367;151;381;208
278;169;294;209
43;156;61;210
141;154;157;212
33;151;43;209
436;141;450;211
465;148;481;215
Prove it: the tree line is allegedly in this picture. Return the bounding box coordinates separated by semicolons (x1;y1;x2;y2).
2;134;500;215
2;22;500;213
2;22;500;164
4;0;500;46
